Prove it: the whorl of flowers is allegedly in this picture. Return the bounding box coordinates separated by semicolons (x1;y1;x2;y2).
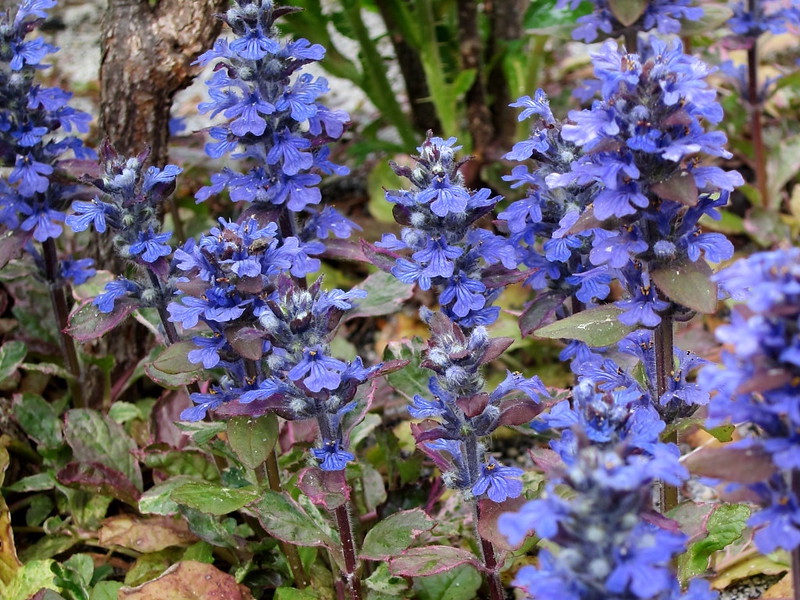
568;330;709;424
0;0;94;248
409;311;547;502
65;142;184;314
375;134;518;327
699;248;800;553
499;379;714;600
728;0;799;39
506;36;743;329
500;90;609;308
193;0;357;272
556;0;702;43
169;221;380;471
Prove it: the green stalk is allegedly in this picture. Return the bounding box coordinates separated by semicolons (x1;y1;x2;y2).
341;0;417;148
263;452;310;588
414;0;459;138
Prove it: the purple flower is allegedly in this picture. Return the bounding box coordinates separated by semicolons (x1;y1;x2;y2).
61;257;95;285
66;199;109;233
129;229;172;263
440;272;486;318
9;154;53;197
188;334;228;369
288;346;347;393
94;278;138;313
471;459;524;502
312;440;355;471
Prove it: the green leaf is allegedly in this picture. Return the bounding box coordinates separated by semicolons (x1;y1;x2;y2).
13;393;63;449
678;504;750;582
174;421;226;445
412;565;482;600
18;535;78;562
361;509;434;561
384;339;429;400
607;0;647;26
450;69;476;98
534;305;636;346
0;560;58;600
149;342;202;375
89;581;124;600
365;563;410;596
181;541;214;564
66;299;136;342
346;271;415;320
108;402;143;425
170;482;257;516
651;259;718;314
4;472;56;493
251;490;337;549
368;161;402;224
0;341;26;382
226;414;278;470
63;409;143;491
679;4;733;35
704;424;735;443
274;589;320;600
389;547;480;577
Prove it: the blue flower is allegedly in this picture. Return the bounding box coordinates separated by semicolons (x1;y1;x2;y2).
61;257;95;285
188;334;227;369
129;229;172;263
471;459;524;502
9;154;53;197
66;199;109;233
94;278;138;313
288;346;347;393
312;440;355;471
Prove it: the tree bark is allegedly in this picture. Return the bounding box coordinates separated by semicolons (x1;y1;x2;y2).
90;0;227;398
100;0;227;165
485;0;524;153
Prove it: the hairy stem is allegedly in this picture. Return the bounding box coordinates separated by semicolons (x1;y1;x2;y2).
263;451;310;588
146;269;180;345
465;434;504;600
42;238;84;408
654;308;679;513
334;503;363;600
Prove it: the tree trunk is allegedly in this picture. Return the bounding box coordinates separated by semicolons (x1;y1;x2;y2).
485;0;524;153
89;0;227;401
100;0;227;165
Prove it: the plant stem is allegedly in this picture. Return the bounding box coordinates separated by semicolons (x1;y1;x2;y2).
464;434;504;600
42;238;85;408
654;308;679;513
334;502;363;600
471;501;505;600
792;470;800;600
145;269;180;345
263;451;310;588
747;17;769;208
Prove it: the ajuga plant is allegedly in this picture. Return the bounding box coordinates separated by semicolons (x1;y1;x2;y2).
721;0;800;208
409;310;548;600
66;142;183;343
372;133;518;327
555;0;702;45
699;248;800;593
0;0;95;405
504;35;742;512
498;379;717;600
167;218;395;597
194;0;356;266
